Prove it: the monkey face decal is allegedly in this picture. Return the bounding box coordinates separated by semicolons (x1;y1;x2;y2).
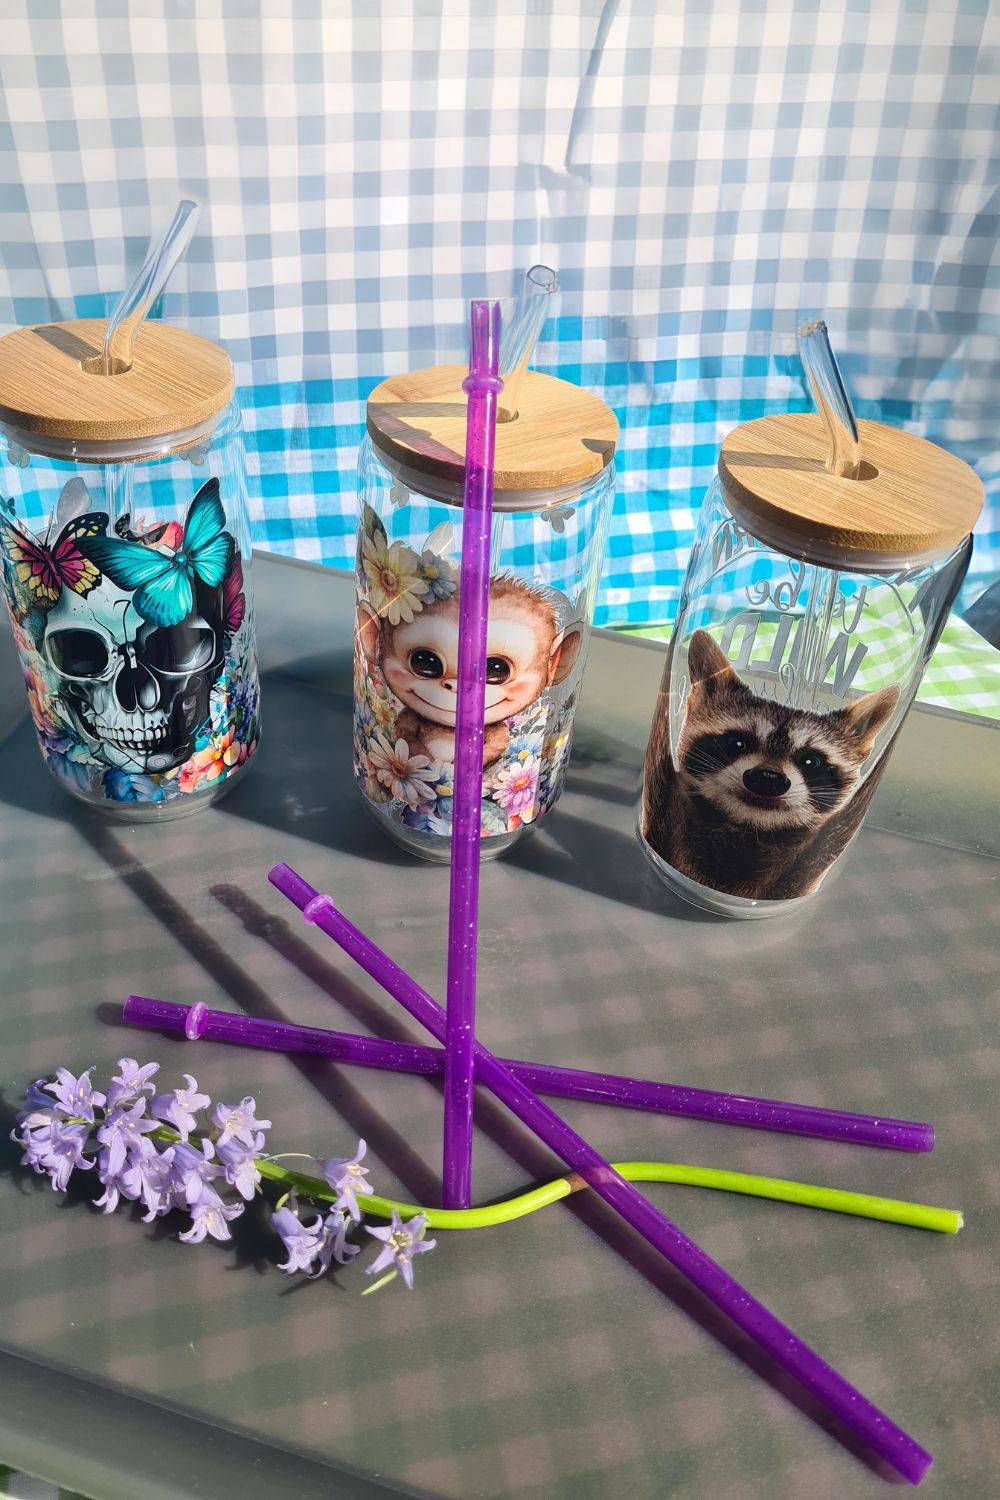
354;511;588;840
378;590;577;728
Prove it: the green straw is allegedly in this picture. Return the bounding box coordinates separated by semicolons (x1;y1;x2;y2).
252;1154;962;1235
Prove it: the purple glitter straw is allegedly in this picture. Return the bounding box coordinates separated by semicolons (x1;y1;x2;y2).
121;995;932;1153
443;298;503;1209
267;862;931;1484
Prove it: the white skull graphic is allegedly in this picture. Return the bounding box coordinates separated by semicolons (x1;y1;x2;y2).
41;573;224;773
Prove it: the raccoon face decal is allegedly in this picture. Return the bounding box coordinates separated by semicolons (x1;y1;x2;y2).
678;631;899;834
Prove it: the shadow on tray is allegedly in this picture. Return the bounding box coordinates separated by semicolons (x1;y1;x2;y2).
0;710;890;1476
0;1056;897;1479
0;672;806;937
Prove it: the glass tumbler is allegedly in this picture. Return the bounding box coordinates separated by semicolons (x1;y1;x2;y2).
0;317;260;818
354;361;618;862
639;407;982;917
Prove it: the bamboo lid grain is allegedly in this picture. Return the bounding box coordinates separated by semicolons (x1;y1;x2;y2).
719;413;983;568
367;364;618;508
0;318;234;459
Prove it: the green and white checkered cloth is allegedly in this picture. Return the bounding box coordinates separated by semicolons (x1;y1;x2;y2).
620;611;1000;721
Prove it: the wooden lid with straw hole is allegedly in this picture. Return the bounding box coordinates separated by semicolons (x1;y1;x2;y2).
0;318;234;448
719;413;983;566
366;364;619;500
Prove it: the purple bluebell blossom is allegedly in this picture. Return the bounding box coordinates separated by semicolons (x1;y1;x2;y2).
123;1146;180;1222
365;1211;436;1290
96;1098;158;1176
15;1125;54;1178
107;1058;160;1110
272;1205;326;1274
151;1074;211;1142
311;1209;359;1274
178;1185;244;1244
13;1061;413;1293
21;1077;60;1117
46;1067;105;1123
320;1139;374;1222
17;1085;63;1135
211;1096;271;1150
18;1119;93;1192
47;1123;94;1192
271;1204;360;1277
94;1147;139;1214
168;1138;221;1207
216;1130;264;1201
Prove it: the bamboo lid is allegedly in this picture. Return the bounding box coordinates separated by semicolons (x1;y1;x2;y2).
0;318;234;456
719;413;983;567
367;364;618;506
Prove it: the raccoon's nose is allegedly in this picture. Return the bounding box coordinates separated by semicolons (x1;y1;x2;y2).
743;766;791;797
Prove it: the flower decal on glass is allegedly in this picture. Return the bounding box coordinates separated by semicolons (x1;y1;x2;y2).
367;731;437;808
417;550;458;601
361;532;429;625
492;753;541;820
172;729;252;794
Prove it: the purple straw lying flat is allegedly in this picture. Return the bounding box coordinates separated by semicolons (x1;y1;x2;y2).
121;995;933;1153
267;861;932;1485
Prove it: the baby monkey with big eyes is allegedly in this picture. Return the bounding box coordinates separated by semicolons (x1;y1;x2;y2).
357;575;582;767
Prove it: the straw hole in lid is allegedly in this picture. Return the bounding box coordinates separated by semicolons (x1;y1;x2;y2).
726;447;878;483
80;354;130;376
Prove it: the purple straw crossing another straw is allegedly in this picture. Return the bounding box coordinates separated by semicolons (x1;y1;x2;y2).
120;995;932;1152
268;861;932;1485
443;297;503;1209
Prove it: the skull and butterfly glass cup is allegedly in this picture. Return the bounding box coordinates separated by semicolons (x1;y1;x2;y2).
353;268;619;861
0;317;260;819
639;326;983;916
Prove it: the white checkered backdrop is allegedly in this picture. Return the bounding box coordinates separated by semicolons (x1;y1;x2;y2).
0;0;997;625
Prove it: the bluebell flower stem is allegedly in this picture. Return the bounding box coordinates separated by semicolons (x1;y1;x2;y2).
147;1128;961;1235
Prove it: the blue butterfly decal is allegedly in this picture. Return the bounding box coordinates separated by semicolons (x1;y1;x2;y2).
82;479;233;627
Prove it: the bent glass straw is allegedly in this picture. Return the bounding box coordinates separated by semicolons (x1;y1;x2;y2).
268;862;932;1486
797;317;862;480
102;199;200;375
121;995;934;1152
793;319;862;706
442;298;503;1210
497;263;559;421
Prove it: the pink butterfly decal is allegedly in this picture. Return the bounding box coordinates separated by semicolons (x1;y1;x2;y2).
222;552;246;638
0;513;108;608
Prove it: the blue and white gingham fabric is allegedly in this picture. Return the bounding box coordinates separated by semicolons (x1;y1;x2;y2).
0;1;997;627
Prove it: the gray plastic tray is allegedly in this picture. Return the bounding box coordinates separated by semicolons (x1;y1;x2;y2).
0;553;997;1499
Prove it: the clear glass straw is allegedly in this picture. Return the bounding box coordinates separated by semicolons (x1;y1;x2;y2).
797;318;862;479
497;263;559;420
102;199;200;374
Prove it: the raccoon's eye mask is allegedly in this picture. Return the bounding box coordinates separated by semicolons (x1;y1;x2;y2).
682;728;757;777
722;729;753;758
793;747;828;774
